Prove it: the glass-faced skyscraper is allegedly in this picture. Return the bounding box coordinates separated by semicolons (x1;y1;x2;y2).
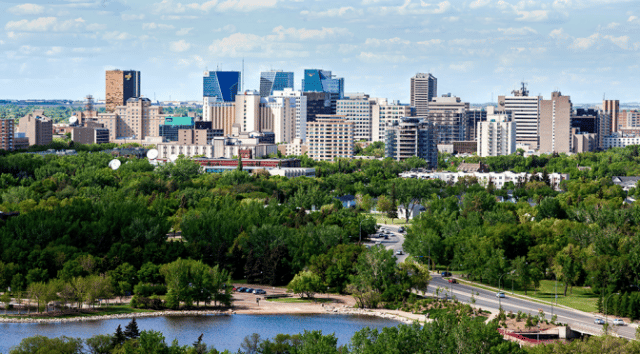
260;71;294;97
203;71;240;102
302;69;344;114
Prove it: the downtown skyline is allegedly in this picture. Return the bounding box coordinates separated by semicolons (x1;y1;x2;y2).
1;0;640;103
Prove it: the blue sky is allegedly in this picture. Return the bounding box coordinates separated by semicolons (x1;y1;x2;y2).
1;0;639;103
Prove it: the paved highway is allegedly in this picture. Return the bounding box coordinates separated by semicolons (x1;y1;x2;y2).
370;223;636;340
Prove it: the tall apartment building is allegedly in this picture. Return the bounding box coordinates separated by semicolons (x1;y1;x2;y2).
621;110;640;129
371;100;413;143
306;115;354;161
384;117;437;168
235;91;262;133
203;71;240;102
94;97;166;142
603;99;620;133
426;96;468;144
540;91;572;154
272;89;308;141
260;71;294;97
18;110;53;146
498;83;541;150
477;111;515;157
0;119;14;151
203;98;236;135
466;108;488;141
261;94;297;144
302;69;344;114
410;73;437;117
106;70;140;113
336;94;376;141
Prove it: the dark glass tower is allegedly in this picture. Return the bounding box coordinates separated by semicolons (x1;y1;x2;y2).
203;71;240;102
302;69;344;114
259;71;294;97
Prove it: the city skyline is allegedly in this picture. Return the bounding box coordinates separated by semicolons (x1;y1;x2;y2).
1;0;639;103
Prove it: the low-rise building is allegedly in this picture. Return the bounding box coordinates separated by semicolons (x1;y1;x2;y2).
603;133;640;149
306;115;354;161
399;170;569;191
18;110;53;146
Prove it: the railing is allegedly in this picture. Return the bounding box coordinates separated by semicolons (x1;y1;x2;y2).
497;329;558;345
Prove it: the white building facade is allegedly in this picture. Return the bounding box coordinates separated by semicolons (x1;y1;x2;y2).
477;113;516;157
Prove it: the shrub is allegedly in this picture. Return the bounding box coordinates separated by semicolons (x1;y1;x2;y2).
130;295;165;310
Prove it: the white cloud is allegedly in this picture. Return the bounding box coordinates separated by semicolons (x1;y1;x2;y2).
358;52;409;63
416;39;443;46
8;3;44;15
449;61;475;72
515;9;549;22
208;32;311;58
5;17;89;32
216;0;278;11
449;38;487;46
170;39;191;52
176;27;193;35
469;0;490;9
497;27;538;36
122;14;145;20
142;23;176;30
102;31;133;41
549;28;570;40
300;7;362;17
213;24;236;32
46;47;63;55
270;26;352;41
376;0;451;15
364;37;411;47
154;0;278;13
569;33;630;50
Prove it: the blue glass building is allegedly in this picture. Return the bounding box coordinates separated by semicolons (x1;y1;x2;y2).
260;71;294;97
302;69;344;114
203;71;240;102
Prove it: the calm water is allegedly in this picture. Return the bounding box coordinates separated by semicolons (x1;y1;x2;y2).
0;314;401;353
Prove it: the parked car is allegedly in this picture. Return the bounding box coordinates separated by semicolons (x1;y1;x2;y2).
236;287;246;292
594;318;605;325
398;227;405;233
384;235;389;240
396;250;403;255
613;318;625;326
441;272;452;277
496;292;506;298
244;288;254;293
253;289;266;295
448;278;457;284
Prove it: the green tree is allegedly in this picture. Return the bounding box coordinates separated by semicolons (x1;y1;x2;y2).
124;318;140;339
287;270;323;299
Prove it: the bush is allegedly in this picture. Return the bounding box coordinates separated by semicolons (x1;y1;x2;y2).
130;295;165;310
133;283;167;297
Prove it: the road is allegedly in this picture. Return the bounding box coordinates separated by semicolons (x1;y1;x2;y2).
370;223;636;340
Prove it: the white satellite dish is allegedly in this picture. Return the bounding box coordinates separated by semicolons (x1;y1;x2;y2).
69;116;78;126
108;159;121;170
147;149;159;160
169;154;178;163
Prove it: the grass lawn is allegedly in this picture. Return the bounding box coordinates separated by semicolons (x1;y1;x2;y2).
266;298;332;304
364;213;411;226
0;305;154;320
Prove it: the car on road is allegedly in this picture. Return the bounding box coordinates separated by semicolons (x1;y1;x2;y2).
384;235;389;240
448;278;457;284
594;318;605;325
613;318;626;326
441;272;452;277
496;292;506;298
396;250;403;255
253;289;266;295
398;227;405;233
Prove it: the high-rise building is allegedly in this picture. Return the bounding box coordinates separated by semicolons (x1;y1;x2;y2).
261;95;297;144
540;91;572;154
203;98;236;135
105;70;140;113
272;89;308;141
603;99;620;133
95;97;167;142
0;119;14;151
426;96;468;144
303;91;332;122
384;117;438;168
477;110;515;157
336;93;376;141
18;110;53;146
466;108;488;141
371;100;414;143
498;83;541;150
260;71;294;98
410;73;437;117
235;91;262;133
306;115;354;161
572;108;599;135
302;69;344;113
203;71;240;102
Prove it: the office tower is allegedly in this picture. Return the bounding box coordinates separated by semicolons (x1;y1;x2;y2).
466;108;487;141
571;108;599;134
105;70;140;113
384;117;437;168
306;115;354;161
410;73;437;117
18;110;52;146
603;99;620;133
371;100;414;142
303;92;332;122
0;119;14;151
336;93;376;141
261;95;297;144
94;97;165;142
477;112;516;157
497;83;541;150
426;96;468;144
260;71;294;97
203;98;236;135
302;69;344;113
234;91;262;133
272;89;308;141
159;116;195;142
539;92;572;154
203;71;241;102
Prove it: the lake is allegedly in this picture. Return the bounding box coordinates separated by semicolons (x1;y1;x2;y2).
0;314;402;353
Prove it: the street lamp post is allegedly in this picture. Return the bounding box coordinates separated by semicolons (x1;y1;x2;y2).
604;292;620;327
498;272;509;310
